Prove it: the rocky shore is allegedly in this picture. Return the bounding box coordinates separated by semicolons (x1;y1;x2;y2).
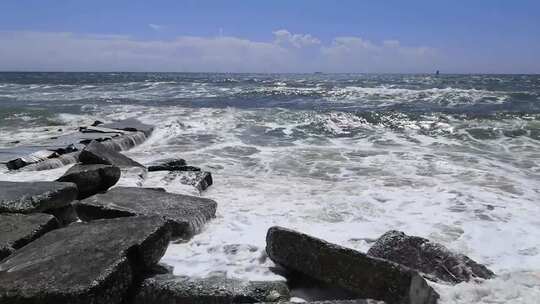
0;118;495;304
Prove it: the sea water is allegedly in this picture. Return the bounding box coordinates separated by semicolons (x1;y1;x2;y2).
0;72;539;303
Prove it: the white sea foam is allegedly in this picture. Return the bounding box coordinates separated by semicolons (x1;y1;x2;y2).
1;104;539;303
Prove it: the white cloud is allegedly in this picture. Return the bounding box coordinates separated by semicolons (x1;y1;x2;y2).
148;24;164;31
273;29;321;48
0;30;442;72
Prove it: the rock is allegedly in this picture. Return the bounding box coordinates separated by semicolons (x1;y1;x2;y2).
367;231;495;284
147;158;188;171
79;140;144;168
134;275;290;304
57;164;121;199
0;213;59;261
176;171;213;192
91;120;104;127
102;118;155;137
75;187;217;238
266;227;439;304
6;149;58;170
0;181;78;214
0;216;171;304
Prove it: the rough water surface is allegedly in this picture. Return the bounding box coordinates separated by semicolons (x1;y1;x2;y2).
0;73;539;303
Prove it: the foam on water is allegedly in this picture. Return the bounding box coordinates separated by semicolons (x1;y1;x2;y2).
1;73;539;303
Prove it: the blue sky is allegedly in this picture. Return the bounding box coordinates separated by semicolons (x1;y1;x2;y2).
0;0;539;73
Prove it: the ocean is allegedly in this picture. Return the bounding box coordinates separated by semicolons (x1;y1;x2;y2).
1;72;539;302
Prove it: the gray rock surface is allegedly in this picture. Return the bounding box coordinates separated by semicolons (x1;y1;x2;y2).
75;187;217;238
134;274;290;304
102;118;155;136
6;149;59;170
79;140;144;168
0;181;78;214
266;227;439;304
0;216;171;304
147;158;188;171
0;213;59;261
57;164;121;199
367;230;495;284
176;171;213;192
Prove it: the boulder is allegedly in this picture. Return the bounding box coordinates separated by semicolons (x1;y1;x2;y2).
266;227;439;304
367;231;495;284
102;118;155;137
147;158;188;171
0;213;59;261
134;275;290;304
75;187;217;238
176;171;213;192
57;164;121;199
0;216;171;304
79;140;144;168
0;181;78;214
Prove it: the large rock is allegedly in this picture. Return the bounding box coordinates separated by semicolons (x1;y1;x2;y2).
134;275;290;304
75;187;217;238
367;231;495;284
0;181;78;214
0;216;171;304
176;171;213;192
79;140;144;168
102;118;155;137
266;227;439;304
57;164;121;199
0;213;59;261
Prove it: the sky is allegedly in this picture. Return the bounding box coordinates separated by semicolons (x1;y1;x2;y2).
0;0;539;73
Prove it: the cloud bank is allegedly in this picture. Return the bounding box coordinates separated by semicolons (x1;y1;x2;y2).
0;29;440;73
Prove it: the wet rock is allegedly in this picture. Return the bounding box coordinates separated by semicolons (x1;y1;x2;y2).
75;187;217;238
147;158;188;171
134;274;290;304
57;164;121;199
21;151;81;171
0;213;59;261
47;204;79;226
367;230;495;284
0;181;78;214
0;216;171;304
266;227;439;304
176;171;213;192
6;149;58;170
102;118;155;137
79;140;144;168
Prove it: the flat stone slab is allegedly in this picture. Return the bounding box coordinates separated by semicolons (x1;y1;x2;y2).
79;140;144;168
102;118;155;137
0;216;171;304
367;230;495;284
266;227;439;304
75;187;217;238
0;181;78;214
57;164;121;199
134;275;290;304
0;213;59;261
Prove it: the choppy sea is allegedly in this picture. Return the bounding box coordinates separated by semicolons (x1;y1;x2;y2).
1;72;539;303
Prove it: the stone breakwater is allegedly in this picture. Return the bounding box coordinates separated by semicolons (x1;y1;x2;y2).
0;118;495;304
